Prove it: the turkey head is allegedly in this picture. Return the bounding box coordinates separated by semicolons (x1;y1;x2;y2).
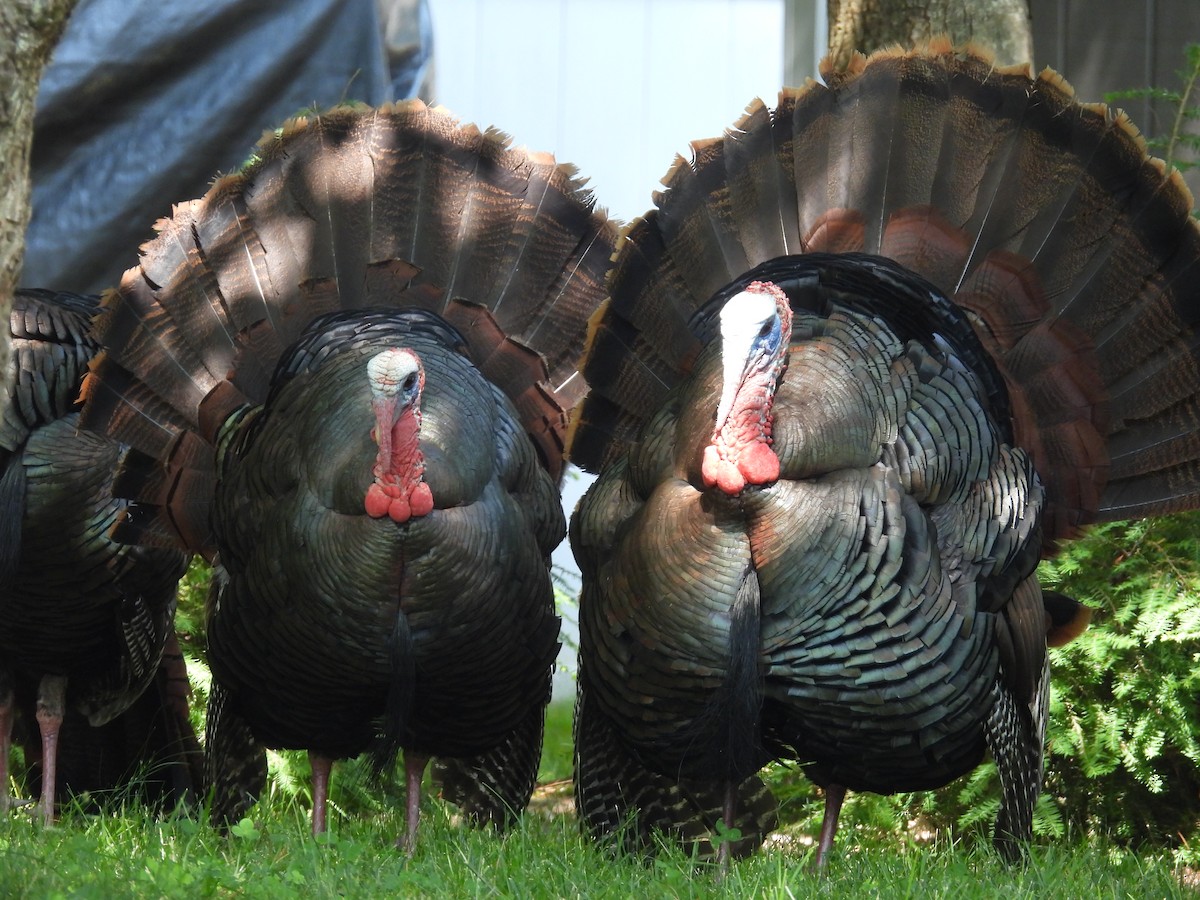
702;281;793;494
365;348;433;523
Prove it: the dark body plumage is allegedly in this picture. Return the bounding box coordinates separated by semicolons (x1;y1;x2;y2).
0;289;193;821
80;102;616;841
569;44;1200;863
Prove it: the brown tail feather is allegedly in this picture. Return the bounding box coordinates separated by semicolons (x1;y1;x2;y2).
653;142;753;304
716;99;794;263
568;44;1200;543
82;101;616;553
81;355;194;461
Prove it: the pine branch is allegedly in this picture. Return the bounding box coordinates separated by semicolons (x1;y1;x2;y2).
1165;43;1200;171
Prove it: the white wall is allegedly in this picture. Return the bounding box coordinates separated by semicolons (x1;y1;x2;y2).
427;0;791;223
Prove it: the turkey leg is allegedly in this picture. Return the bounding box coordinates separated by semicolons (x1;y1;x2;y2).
814;783;847;870
0;676;12;813
398;751;429;856
716;778;740;869
35;674;67;825
310;752;333;835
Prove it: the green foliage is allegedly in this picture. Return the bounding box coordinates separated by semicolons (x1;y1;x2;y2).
710;818;743;852
538;700;575;784
552;562;581;663
174;556;212;657
1039;513;1200;857
1106;42;1200;211
228;817;261;841
174;558;213;763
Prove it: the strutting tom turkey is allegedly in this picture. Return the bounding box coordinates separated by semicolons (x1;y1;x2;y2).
7;625;203;817
81;101;616;847
0;289;195;824
568;42;1200;865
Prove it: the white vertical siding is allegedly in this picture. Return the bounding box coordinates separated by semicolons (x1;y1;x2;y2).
428;0;788;222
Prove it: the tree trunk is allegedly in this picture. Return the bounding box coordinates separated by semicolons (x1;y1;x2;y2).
827;0;1032;70
0;0;76;411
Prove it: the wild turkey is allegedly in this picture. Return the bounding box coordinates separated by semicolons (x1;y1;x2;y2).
80;101;616;846
568;42;1200;866
9;627;203;813
0;289;193;824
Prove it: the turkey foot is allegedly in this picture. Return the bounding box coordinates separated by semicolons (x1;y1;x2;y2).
35;674;67;825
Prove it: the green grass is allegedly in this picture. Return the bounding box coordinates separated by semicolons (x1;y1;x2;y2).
2;702;1195;898
0;794;1192;899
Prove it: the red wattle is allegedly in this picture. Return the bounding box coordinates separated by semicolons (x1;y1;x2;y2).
738;441;780;485
388;496;412;522
716;460;746;494
701;445;722;489
410;482;434;517
703;445;747;495
365;484;391;518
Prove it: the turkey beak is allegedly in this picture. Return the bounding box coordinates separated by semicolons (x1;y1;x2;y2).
372;393;398;452
714;331;761;433
374;390;409;429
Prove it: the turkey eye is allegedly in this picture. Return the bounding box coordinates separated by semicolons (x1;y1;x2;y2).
403;374;417;391
759;321;773;337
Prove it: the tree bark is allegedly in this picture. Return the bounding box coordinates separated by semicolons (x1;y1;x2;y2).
827;0;1032;70
0;0;76;411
